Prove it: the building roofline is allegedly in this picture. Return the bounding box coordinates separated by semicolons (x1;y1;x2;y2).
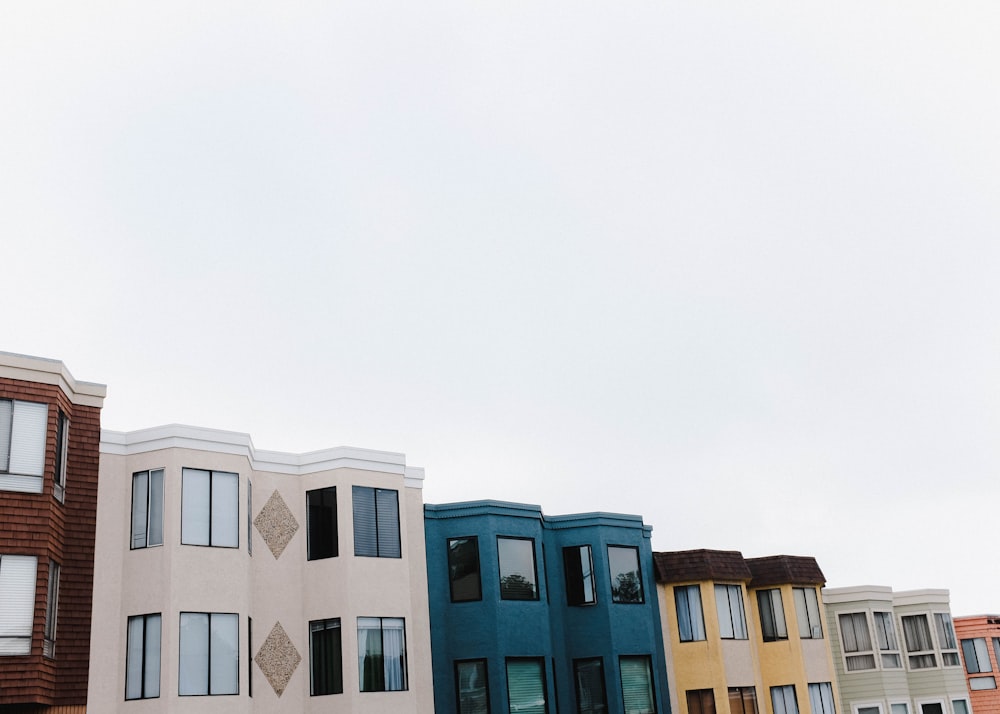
0;351;106;407
424;501;650;533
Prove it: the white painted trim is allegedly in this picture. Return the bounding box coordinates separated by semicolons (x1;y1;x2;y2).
0;351;106;407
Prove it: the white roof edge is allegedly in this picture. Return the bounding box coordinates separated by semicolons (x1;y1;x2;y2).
822;585;951;607
100;424;414;477
0;351;106;407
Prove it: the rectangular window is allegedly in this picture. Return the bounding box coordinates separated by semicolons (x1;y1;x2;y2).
770;686;799;714
620;656;655;714
507;658;547;714
131;469;164;549
839;612;876;671
715;584;748;639
729;687;758;714
921;704;944;714
994;638;1000;670
43;560;59;658
0;399;48;493
310;618;343;695
564;545;596;606
0;554;37;655
687;689;716;714
181;469;238;548
873;611;902;668
934;613;960;666
859;707;882;714
53;411;68;502
307;486;338;560
126;613;161;699
248;617;252;697
953;701;970;714
757;589;787;642
498;537;539;601
892;704;909;714
456;659;490;714
574;658;606;714
902;614;936;669
675;585;706;642
179;612;239;695
352;486;401;558
247;480;252;555
449;537;482;602
808;683;835;714
970;677;997;690
358;617;407;691
963;638;992;673
608;546;643;604
793;587;823;638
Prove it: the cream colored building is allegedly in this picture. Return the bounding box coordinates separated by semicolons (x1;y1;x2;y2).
88;424;434;714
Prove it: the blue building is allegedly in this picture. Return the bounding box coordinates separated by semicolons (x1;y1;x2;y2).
424;500;670;714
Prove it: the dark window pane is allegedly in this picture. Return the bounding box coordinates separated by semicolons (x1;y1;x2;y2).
574;658;606;714
457;659;489;714
608;546;643;604
310;618;343;695
307;487;338;560
564;546;595;606
498;538;538;600
449;537;482;602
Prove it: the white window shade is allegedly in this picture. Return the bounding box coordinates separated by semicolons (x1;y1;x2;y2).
0;400;48;493
0;555;38;655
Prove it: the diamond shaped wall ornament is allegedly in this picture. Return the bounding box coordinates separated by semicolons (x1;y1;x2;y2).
254;490;299;559
254;621;301;697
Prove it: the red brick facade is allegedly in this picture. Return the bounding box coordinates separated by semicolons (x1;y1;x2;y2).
955;615;1000;714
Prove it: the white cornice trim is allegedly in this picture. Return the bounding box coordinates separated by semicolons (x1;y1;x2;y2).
0;351;106;407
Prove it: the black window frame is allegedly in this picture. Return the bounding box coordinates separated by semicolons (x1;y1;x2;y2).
310;617;344;696
53;410;68;502
178;611;240;696
497;536;540;601
729;687;759;714
125;612;162;701
506;657;549;714
307;486;339;560
757;588;788;642
180;469;240;548
563;545;597;606
573;657;607;714
448;536;483;602
352;485;401;558
608;545;644;604
688;688;716;714
456;658;491;714
130;468;165;549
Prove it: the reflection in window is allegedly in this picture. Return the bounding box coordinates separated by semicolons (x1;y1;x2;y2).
564;545;595;606
456;659;489;714
608;546;643;604
449;537;482;602
498;537;538;601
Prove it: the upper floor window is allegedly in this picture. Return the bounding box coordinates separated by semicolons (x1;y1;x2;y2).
564;545;596;606
507;658;548;714
839;612;875;671
715;584;748;639
310;618;343;696
456;659;489;714
934;613;960;666
874;611;902;668
179;612;239;695
620;656;656;714
687;689;715;714
43;560;60;658
901;614;936;669
807;683;835;714
757;589;787;642
53;411;68;502
729;687;758;714
963;638;992;674
358;617;407;692
675;585;706;642
608;546;643;604
448;537;482;602
574;658;607;714
126;613;162;700
770;685;798;714
793;588;822;638
181;469;238;548
131;469;164;549
0;554;37;655
307;486;338;560
0;398;48;493
498;537;539;601
352;486;400;558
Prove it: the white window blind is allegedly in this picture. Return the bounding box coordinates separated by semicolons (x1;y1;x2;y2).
0;400;48;493
0;555;38;655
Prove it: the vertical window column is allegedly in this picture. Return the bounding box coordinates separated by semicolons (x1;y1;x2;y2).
131;469;164;549
126;613;161;700
0;554;38;655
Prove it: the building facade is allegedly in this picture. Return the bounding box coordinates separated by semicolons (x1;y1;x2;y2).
954;615;1000;714
88;424;434;713
822;587;969;714
425;500;670;714
0;352;106;712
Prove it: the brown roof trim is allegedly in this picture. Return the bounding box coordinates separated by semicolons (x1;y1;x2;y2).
653;549;752;584
745;555;826;588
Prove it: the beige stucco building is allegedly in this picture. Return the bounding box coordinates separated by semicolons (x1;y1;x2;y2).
88;424;434;713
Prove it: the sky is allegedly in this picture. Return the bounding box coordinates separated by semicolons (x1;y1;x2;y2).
3;3;999;616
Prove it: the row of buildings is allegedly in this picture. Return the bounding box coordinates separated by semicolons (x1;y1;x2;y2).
0;351;994;714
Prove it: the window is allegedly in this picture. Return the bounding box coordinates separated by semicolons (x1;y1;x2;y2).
687;689;716;714
970;677;997;690
963;638;992;673
608;546;643;604
498;537;538;601
675;585;706;642
839;612;876;671
449;537;482;602
0;399;48;493
858;707;881;714
715;584;748;639
873;611;901;668
456;659;490;714
53;411;68;502
620;656;655;714
248;617;253;697
0;554;37;655
358;617;407;691
43;561;59;658
770;686;799;714
564;545;596;606
729;688;758;714
310;618;342;695
793;588;823;638
507;658;547;714
902;615;936;669
307;486;338;560
920;704;944;714
126;613;161;699
757;589;787;642
247;480;252;555
353;486;400;558
891;704;909;714
934;613;959;666
179;612;239;695
994;638;1000;670
808;683;835;714
131;469;164;549
574;658;606;714
181;469;238;548
952;701;970;714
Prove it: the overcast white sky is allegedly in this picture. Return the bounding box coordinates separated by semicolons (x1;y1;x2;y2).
4;3;999;616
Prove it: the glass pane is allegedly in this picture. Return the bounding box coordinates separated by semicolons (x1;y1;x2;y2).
620;656;654;714
0;400;11;470
608;546;643;603
145;614;161;698
310;619;343;695
211;472;239;548
971;678;997;690
574;658;606;714
181;470;211;546
376;488;401;558
507;659;547;714
0;555;37;638
125;616;145;699
210;613;239;694
179;613;209;695
498;538;538;600
131;472;149;548
382;617;406;691
891;705;909;714
148;470;164;546
358;617;384;692
458;660;489;714
307;487;338;560
449;538;482;602
353;486;378;557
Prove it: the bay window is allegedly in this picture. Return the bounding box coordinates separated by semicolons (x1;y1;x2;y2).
0;399;48;493
449;537;482;602
675;585;706;642
715;584;748;639
131;469;164;549
757;589;787;642
358;617;407;692
179;612;239;695
181;469;238;548
507;657;548;714
126;613;161;699
353;486;400;558
608;546;643;604
0;554;37;655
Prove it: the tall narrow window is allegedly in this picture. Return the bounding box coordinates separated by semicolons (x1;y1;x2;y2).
456;659;490;714
307;486;338;560
43;561;60;658
53;411;69;502
498;537;539;601
358;617;407;692
757;589;787;642
873;612;901;668
181;469;238;548
729;687;758;714
935;613;960;666
675;585;706;642
126;613;161;699
507;658;548;714
131;469;164;549
620;656;655;714
448;537;482;602
715;584;748;639
608;546;643;604
247;481;252;555
793;587;822;638
808;683;835;714
839;612;875;671
310;618;343;695
0;554;37;655
564;545;595;606
352;486;400;558
770;686;798;714
574;658;606;714
687;689;716;714
0;399;48;493
963;638;992;673
179;612;239;695
901;614;936;669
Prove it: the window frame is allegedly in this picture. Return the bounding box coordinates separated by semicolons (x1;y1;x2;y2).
715;584;748;640
770;685;799;714
563;545;596;606
608;545;644;604
131;468;165;550
0;553;38;656
456;658;490;714
757;589;788;642
448;536;483;603
793;587;823;639
838;611;876;672
934;612;960;667
506;657;549;714
729;687;758;714
901;613;938;670
0;398;49;493
873;611;902;669
497;536;540;602
352;486;401;558
125;612;162;700
358;616;408;692
808;683;836;714
43;560;60;658
619;655;656;714
180;469;239;548
962;637;992;674
687;688;716;714
309;617;343;696
675;584;706;642
53;410;69;502
573;657;607;714
306;486;339;561
178;611;240;696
